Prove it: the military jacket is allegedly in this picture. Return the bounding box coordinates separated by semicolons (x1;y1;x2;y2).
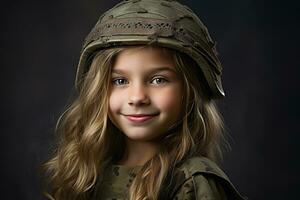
90;156;247;200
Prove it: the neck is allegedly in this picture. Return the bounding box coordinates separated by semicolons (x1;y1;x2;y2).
117;137;158;167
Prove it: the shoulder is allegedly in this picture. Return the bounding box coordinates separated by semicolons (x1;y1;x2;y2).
178;156;229;180
165;156;247;200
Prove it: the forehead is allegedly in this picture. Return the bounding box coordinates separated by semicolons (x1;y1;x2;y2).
112;46;175;70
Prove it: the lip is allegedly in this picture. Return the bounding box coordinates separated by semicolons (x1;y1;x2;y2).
123;113;159;123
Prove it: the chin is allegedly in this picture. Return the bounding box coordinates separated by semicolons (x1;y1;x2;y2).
124;131;157;141
126;133;151;141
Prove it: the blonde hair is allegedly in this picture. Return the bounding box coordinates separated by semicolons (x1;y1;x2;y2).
42;45;229;200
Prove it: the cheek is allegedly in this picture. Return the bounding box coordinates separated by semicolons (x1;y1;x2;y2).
153;87;182;111
108;90;123;113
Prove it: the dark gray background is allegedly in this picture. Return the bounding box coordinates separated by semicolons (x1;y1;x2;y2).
1;0;299;199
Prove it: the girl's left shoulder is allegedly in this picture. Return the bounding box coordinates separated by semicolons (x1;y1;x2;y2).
162;156;247;200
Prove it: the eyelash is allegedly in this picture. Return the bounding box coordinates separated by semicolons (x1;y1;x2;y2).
112;77;168;86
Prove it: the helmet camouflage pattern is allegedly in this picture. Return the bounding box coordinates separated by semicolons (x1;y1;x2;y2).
76;0;225;99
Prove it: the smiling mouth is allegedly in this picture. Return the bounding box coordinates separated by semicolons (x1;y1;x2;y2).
123;114;159;123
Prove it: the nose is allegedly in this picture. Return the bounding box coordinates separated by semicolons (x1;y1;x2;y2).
128;84;150;106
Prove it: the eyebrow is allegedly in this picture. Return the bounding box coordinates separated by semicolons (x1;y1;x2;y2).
112;67;177;75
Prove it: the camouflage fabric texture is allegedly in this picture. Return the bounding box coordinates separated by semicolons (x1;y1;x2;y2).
76;0;225;99
90;156;247;199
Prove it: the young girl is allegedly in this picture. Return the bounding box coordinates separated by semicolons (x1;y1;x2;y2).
43;0;246;199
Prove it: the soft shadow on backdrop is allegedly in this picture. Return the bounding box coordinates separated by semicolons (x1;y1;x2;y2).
1;0;299;199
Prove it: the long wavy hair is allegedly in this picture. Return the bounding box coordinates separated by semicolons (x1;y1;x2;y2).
42;44;229;200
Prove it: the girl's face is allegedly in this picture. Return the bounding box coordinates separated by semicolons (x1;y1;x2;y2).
108;46;183;142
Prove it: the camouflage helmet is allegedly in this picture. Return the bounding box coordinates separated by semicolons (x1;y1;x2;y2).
76;0;225;99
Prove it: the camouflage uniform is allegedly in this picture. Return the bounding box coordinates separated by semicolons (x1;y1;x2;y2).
90;156;247;199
